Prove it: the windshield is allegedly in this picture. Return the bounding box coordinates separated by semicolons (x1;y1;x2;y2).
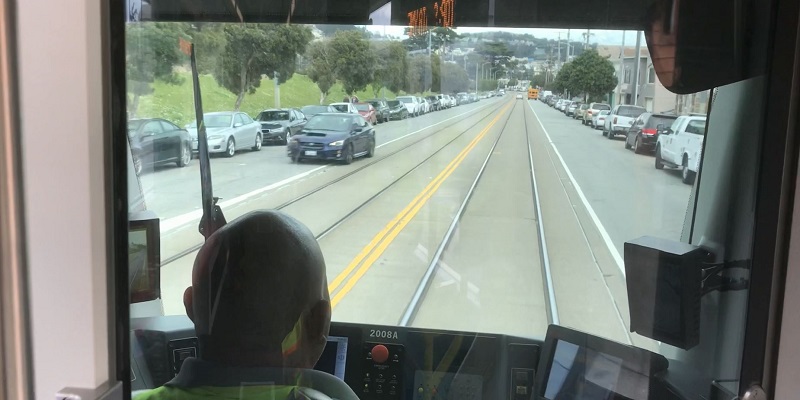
125;19;757;399
257;111;290;121
127;120;144;132
304;115;353;131
187;114;231;128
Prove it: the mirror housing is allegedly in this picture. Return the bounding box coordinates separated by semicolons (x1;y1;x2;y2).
233;122;243;128
352;127;363;134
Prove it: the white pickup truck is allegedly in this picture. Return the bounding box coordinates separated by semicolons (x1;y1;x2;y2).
604;105;646;138
654;115;708;184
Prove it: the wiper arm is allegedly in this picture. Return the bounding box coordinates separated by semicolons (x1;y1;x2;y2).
186;41;226;239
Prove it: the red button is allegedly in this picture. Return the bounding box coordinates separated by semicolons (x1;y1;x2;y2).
371;344;389;363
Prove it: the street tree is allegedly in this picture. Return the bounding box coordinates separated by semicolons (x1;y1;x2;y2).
329;31;376;95
406;55;433;94
126;22;186;117
188;23;226;75
213;24;313;110
555;50;617;101
370;41;409;98
305;40;337;104
440;62;470;93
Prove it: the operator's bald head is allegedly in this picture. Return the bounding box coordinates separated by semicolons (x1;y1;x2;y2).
184;210;330;368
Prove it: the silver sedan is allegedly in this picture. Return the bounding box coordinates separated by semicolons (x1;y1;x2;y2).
186;111;262;157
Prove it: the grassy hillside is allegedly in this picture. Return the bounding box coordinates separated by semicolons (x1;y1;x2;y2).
134;72;402;126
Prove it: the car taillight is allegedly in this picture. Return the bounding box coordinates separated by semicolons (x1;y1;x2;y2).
642;128;657;135
613;117;618;124
587;110;592;115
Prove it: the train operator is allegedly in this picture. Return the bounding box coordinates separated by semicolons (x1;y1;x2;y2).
134;211;358;400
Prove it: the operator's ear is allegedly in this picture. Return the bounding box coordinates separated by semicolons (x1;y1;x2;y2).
305;299;331;344
183;287;195;323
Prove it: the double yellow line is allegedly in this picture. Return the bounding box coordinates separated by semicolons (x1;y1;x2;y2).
328;102;514;308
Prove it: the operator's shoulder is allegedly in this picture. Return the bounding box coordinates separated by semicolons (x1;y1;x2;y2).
132;386;213;400
132;387;174;400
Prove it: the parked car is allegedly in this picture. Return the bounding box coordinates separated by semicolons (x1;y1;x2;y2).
185;111;261;158
582;102;611;125
624;112;678;154
604;105;647;138
330;102;359;114
128;118;192;175
396;96;421;117
556;99;569;111
427;95;442;111
367;100;390;123
255;108;307;145
592;110;610;129
655;115;708;184
287;113;375;165
300;105;336;119
354;103;378;124
516;93;523;100
566;101;581;116
386;100;409;120
574;103;589;120
418;97;430;114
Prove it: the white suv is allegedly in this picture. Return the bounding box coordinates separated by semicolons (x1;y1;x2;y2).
396;96;421;117
654;115;708;184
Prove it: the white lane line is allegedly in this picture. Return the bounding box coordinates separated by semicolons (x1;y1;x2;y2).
160;101;499;233
526;101;626;276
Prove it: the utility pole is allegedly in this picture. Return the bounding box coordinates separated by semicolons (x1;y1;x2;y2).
557;33;561;67
632;31;642;107
476;63;479;93
618;31;626;105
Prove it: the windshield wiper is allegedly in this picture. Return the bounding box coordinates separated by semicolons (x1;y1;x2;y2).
185;41;226;239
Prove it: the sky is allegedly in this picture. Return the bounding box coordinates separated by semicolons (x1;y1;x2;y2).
366;3;642;46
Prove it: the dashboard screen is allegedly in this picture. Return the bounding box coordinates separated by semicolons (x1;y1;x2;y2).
543;340;648;400
314;336;349;381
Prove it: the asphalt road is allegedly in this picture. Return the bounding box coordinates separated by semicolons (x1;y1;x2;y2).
153;95;691;347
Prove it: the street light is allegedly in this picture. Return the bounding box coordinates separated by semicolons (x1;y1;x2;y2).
481;61;491;80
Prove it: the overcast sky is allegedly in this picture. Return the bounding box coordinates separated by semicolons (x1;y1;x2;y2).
365;4;641;46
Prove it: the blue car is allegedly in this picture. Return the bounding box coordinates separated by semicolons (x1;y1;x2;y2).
287;113;376;164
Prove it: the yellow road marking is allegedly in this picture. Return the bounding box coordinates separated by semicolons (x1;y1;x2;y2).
329;102;513;308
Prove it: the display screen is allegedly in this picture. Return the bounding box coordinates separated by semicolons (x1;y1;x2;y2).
314;336;348;381
129;221;159;303
543;340;649;400
413;371;483;400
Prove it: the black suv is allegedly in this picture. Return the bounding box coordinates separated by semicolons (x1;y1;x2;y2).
367;99;390;123
624;112;679;154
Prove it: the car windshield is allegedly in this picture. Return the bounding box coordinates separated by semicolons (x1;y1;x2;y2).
303;115;352;131
686;119;708;135
257;111;290;121
618;106;646;117
125;17;759;399
127;120;144;131
647;115;678;128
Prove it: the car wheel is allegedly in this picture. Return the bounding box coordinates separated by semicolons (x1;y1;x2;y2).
225;137;235;158
655;146;665;169
624;136;632;150
366;139;375;158
252;134;262;151
342;144;354;165
178;144;191;167
682;156;696;184
283;133;289;145
633;136;644;154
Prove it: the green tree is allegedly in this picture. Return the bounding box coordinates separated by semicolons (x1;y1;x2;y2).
440;62;470;93
189;23;226;75
329;31;376;95
126;23;186;117
553;62;576;96
213;24;313;110
407;55;432;94
431;54;442;93
305;40;337;104
569;50;617;101
531;73;547;88
370;41;409;98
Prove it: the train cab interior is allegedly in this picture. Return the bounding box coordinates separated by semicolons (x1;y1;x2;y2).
2;0;800;399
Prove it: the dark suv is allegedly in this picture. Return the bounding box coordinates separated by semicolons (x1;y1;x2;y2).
624;112;679;154
367;99;390;123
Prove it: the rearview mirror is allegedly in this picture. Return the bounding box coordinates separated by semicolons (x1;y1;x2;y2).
142;131;155;137
234;122;243;128
353;127;363;134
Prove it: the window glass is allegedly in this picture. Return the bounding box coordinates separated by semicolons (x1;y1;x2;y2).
143;121;163;134
234;114;245;125
159;120;178;132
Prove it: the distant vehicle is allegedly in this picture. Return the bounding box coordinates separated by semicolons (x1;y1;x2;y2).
300;105;336;119
185;111;261;158
287;113;375;165
127;118;192;175
456;92;468;104
591;110;610;129
499;89;506;95
516;93;523;100
386;100;409;120
582;103;611;125
625;112;678;154
367;100;390;123
255;108;307;145
541;90;553;100
655;115;708;184
566;101;581;116
427;95;442;111
604;105;647;138
528;88;539;100
354;103;378;124
418;97;430;114
396;96;421;117
330;102;359;114
574;104;589;120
